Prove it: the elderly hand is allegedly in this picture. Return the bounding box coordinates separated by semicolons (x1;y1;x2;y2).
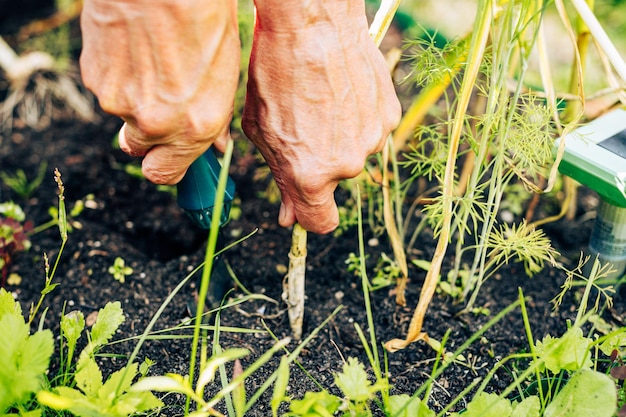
80;0;240;184
242;0;401;234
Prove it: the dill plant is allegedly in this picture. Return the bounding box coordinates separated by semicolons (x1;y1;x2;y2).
399;0;562;313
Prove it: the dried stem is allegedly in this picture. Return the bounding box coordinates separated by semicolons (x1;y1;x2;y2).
285;223;307;340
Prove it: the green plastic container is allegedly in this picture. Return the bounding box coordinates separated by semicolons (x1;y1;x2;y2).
555;108;626;279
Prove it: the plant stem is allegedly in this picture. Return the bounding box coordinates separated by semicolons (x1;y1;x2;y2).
286;223;307;340
382;137;408;306
356;186;383;384
368;0;402;47
385;0;492;352
186;140;234;412
570;0;626;83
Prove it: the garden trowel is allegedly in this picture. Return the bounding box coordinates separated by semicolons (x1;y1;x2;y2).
177;147;236;317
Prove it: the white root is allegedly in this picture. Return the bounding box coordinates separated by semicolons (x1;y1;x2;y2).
284;223;307;340
0;35;94;131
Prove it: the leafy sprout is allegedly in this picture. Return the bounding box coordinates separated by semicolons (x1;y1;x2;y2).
487;221;558;276
108;257;133;283
0;162;47;199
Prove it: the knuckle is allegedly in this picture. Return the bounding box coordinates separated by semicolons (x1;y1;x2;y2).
338;158;366;179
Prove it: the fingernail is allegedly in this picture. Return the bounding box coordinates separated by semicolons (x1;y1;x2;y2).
279;202;287;223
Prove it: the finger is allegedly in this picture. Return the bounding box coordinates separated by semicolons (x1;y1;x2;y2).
278;193;297;228
212;129;231;154
140;145;199;185
290;189;339;235
118;123;153;157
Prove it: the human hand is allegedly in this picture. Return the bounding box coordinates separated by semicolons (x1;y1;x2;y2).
80;0;240;184
242;0;401;234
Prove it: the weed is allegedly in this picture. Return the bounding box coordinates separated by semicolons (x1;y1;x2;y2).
38;302;163;416
108;257;133;283
0;161;47;199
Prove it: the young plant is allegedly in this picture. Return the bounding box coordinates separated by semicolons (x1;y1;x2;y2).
0;161;47;199
38;302;164;416
383;0;611;350
108;256;133;283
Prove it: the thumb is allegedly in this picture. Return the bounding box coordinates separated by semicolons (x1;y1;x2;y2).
118;123;152;157
141;144;199;185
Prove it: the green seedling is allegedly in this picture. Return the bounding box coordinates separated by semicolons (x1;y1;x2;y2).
38;301;164;416
285;355;434;417
370;252;402;290
0;162;47;199
346;251;400;291
108;256;133;283
287;357;389;416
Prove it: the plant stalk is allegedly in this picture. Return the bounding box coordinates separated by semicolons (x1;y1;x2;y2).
570;0;626;83
286;223;307;340
382;136;409;306
385;0;492;352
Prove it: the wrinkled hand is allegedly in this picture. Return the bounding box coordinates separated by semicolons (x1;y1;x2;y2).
80;0;240;184
242;1;401;234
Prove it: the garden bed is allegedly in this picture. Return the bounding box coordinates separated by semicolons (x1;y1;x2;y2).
1;1;625;415
1;110;613;415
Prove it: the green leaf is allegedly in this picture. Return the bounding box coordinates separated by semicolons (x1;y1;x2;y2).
387;394;435;417
40;282;59;296
41;368;163;417
290;391;341;416
0;313;53;412
599;330;626;356
90;302;125;348
511;396;540;417
196;348;249;395
99;363;139;402
535;327;593;374
61;310;85;353
0;288;21;319
111;390;163;416
130;374;193;396
271;356;290;417
454;392;512;417
0;202;26;221
20;329;54;377
75;356;103;397
334;357;375;403
544;370;617;417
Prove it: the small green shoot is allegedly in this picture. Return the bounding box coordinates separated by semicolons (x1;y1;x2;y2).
533;326;593;374
286;357;388;416
108;257;133;283
0;161;47;198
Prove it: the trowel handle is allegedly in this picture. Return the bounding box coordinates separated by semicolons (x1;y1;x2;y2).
177;147;235;230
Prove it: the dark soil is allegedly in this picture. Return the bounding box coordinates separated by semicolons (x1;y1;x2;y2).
2;105;622;416
1;18;623;417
